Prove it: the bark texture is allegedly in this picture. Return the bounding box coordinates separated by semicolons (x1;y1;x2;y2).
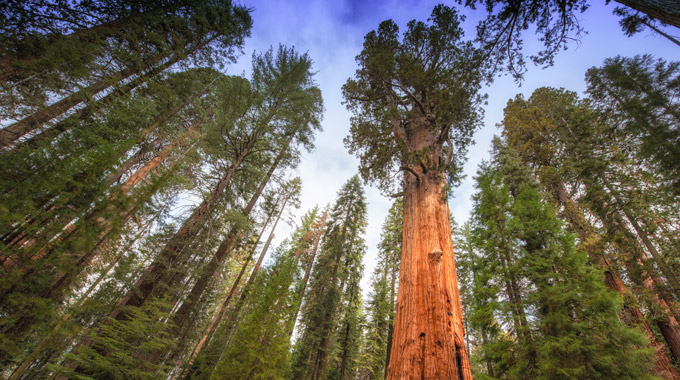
550;180;680;379
615;0;680;29
387;170;471;380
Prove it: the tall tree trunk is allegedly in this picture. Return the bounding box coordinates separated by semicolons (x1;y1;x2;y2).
615;0;680;29
188;196;289;378
604;182;680;297
553;180;680;376
384;246;398;377
107;126;264;322
13;53;182;150
338;282;358;380
289;211;327;337
154;141;293;368
386;168;472;380
0;65;139;148
166;132;294;337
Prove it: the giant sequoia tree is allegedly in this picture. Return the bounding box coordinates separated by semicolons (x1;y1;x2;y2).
343;5;484;379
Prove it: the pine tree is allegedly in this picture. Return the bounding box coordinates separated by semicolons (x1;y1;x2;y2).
358;198;402;380
585;55;680;194
210;207;322;380
0;0;253;146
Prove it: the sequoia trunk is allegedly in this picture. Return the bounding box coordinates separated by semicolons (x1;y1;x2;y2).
386;170;472;380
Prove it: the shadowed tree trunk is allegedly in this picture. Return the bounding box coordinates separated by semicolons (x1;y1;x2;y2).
549;180;680;379
384;247;397;376
616;0;680;29
149;137;294;367
107;126;264;322
288;211;327;336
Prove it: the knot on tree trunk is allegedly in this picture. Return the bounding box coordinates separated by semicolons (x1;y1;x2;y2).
428;249;442;263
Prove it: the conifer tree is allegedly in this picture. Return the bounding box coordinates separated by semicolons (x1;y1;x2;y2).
466;139;655;380
342;5;484;379
209;207;320;380
502;87;680;378
358;198;402;380
586;55;680;194
291;175;368;380
0;0;253;145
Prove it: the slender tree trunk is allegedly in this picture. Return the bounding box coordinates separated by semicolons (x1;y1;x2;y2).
615;0;680;29
193;196;289;378
158;143;292;368
386;168;472;380
239;192;290;303
106;127;263;322
175;222;268;379
384;246;397;378
0;65;139;148
552;180;680;377
338;282;357;380
604;182;680;297
289;211;327;337
163;133;294;348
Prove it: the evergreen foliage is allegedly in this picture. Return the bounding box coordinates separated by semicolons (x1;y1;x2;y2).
357;198;402;380
464;139;655;380
586;55;680;194
291;175;368;380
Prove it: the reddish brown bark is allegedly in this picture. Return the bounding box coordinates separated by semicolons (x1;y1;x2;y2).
385;115;472;380
107;124;264;322
550;180;680;378
0;65;139;148
387;169;471;380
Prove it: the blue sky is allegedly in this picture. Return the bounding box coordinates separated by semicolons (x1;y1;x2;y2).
225;0;680;292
